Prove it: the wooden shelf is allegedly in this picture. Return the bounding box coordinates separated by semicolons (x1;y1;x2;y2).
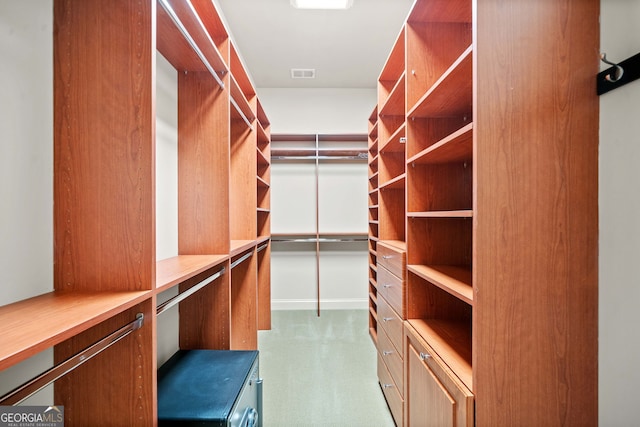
0;290;150;371
407;318;472;390
407;0;472;23
408;46;473;118
156;255;228;293
408;264;473;305
380;123;406;154
380;239;407;252
379;73;406;118
407;210;473;218
230;74;256;126
379;173;406;190
257;147;270;166
230;240;257;256
257;175;269;188
157;0;228;76
407;123;473;165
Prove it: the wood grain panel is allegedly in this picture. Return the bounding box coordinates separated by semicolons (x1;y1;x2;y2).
230;119;257;240
178;71;230;254
179;262;230;349
474;0;599;424
54;301;156;427
230;251;258;349
54;0;154;292
257;243;271;330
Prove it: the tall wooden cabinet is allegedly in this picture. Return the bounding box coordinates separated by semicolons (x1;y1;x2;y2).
0;0;271;424
368;0;599;425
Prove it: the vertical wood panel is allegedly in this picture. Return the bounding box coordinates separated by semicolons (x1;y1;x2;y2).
474;0;599;425
54;0;155;292
178;71;230;254
54;301;156;426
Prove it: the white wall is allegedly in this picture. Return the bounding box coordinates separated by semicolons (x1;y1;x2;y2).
599;0;640;424
263;88;375;310
0;0;54;404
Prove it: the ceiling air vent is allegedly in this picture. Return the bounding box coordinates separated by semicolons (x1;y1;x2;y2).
291;68;316;79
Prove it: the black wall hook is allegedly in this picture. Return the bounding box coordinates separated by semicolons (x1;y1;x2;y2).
597;51;640;95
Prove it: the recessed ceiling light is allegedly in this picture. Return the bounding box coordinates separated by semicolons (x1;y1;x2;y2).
291;0;353;10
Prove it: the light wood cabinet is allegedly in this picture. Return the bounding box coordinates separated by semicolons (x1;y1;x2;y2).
0;0;271;424
368;0;599;425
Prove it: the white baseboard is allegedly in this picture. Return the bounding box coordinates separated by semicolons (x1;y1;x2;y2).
271;298;368;311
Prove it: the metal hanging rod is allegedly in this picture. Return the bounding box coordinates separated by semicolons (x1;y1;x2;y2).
272;237;368;243
0;313;144;406
157;267;226;315
271;155;367;161
257;242;269;253
230;96;254;130
230;251;253;269
158;0;225;90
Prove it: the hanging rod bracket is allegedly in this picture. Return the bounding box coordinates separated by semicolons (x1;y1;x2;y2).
598;51;640;95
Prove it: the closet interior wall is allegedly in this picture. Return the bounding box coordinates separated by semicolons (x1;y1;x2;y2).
271;134;369;313
369;0;599;426
0;0;271;424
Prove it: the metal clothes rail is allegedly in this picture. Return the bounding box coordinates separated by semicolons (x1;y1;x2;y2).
0;314;144;405
157;267;226;315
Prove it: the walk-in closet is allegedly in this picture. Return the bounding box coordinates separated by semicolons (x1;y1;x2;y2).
1;0;639;426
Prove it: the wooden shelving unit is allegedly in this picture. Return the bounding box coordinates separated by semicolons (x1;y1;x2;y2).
370;0;599;425
0;0;271;424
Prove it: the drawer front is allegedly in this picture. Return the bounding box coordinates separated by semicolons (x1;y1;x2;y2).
378;326;403;393
377;352;404;427
377;264;405;317
405;324;474;427
378;243;406;279
377;295;403;353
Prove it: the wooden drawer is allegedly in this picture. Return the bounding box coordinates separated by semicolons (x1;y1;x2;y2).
378;326;403;393
377;264;405;318
377;295;403;354
378;242;406;279
377;351;404;427
405;323;474;427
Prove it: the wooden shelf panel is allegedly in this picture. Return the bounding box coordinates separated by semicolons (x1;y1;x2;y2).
379;73;406;117
157;0;228;75
156;254;228;293
407;318;472;389
0;290;150;371
257;146;270;166
230;75;256;125
379;173;406;190
257;175;270;188
408;210;473;218
379;27;406;82
381;239;407;252
408;46;472;118
408;264;473;305
408;123;473;165
407;0;472;23
230;239;257;256
230;42;256;100
380;123;406;154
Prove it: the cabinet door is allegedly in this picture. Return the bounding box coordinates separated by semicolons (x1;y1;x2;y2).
405;335;473;427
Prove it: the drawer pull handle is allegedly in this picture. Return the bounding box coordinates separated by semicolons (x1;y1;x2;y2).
420;352;432;361
382;317;393;322
383;383;394;389
382;255;392;259
383;284;392;288
383;350;393;356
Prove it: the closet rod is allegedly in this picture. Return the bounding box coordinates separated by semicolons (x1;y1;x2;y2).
271;155;367;161
158;0;225;90
272;238;368;243
0;313;144;406
230;96;254;130
157;267;226;315
230;251;253;269
257;242;269;253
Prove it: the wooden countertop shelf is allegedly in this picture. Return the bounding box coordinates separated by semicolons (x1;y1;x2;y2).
156;254;228;293
407;123;473;165
0;290;150;371
407;318;473;390
408;46;472;119
230;239;257;256
408;264;473;305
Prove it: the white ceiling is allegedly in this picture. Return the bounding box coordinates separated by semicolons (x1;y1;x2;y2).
215;0;415;89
